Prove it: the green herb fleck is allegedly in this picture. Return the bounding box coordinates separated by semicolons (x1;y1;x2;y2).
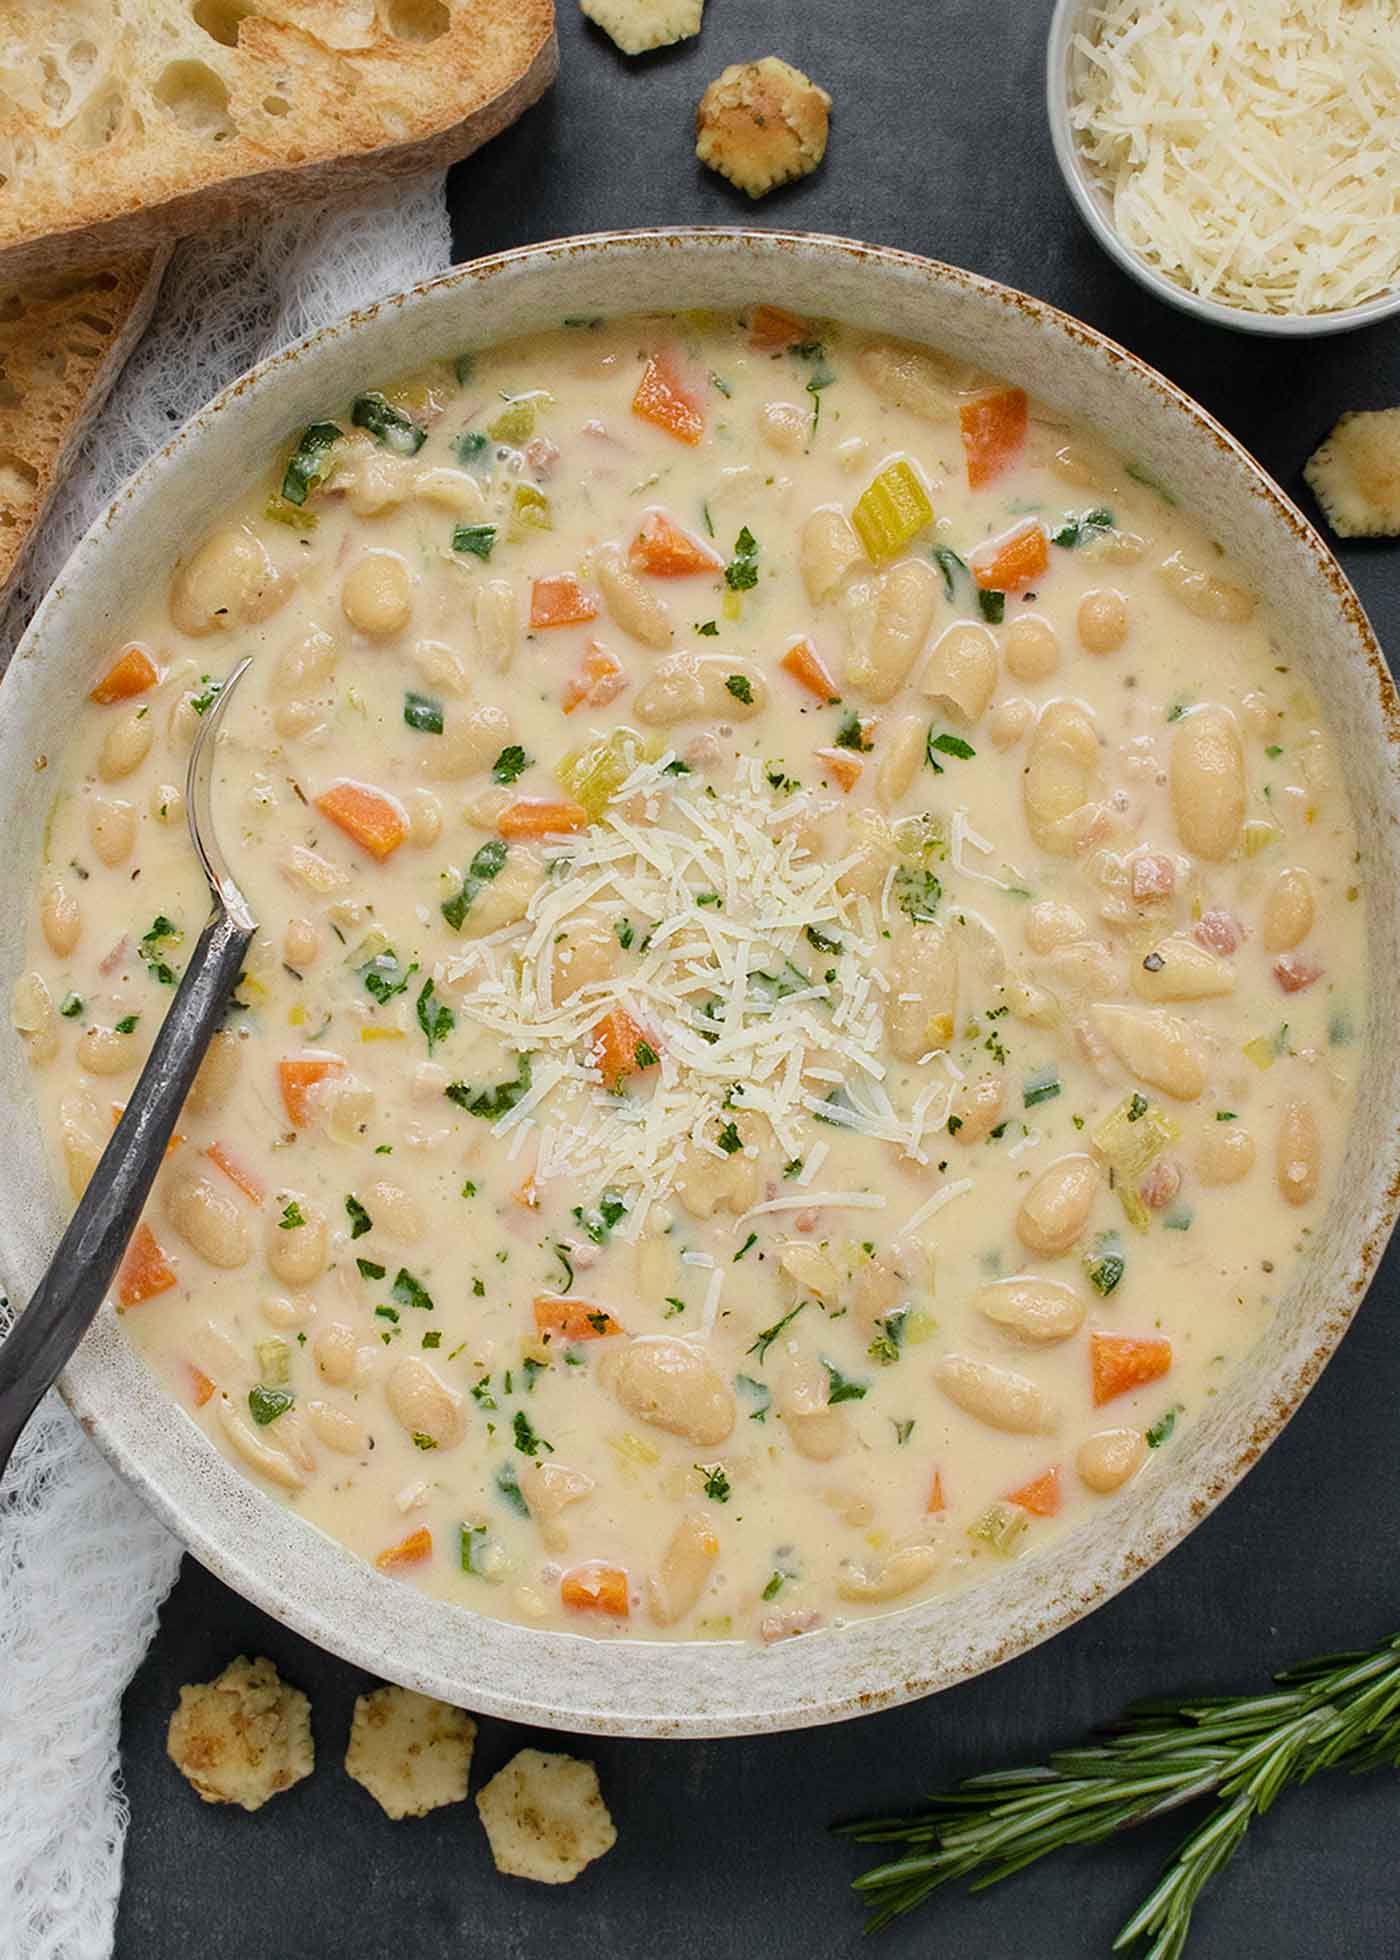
724;526;760;591
403;691;443;735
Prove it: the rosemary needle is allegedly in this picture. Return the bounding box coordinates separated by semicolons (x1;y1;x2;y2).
840;1629;1400;1955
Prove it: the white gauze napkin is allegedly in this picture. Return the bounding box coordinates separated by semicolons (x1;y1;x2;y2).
0;176;452;1960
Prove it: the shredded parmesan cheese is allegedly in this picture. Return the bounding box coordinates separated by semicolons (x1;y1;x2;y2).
1071;2;1400;316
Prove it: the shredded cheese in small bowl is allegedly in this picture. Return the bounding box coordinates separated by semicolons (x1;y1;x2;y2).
1046;0;1400;335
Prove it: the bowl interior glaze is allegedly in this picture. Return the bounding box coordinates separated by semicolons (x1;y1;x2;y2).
2;230;1397;1737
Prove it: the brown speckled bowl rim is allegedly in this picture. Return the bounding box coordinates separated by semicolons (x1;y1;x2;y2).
5;227;1396;1737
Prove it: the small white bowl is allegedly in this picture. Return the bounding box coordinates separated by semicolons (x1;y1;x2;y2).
1046;0;1400;338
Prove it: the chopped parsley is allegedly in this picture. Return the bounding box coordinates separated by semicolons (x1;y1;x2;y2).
761;1570;788;1601
697;620;719;637
1023;1064;1061;1108
495;1460;530;1515
1146;1408;1179;1449
441;837;509;931
1084;1231;1126;1297
277;1200;306;1231
346;1195;373;1239
893;865;942;922
835;712;873;752
633;1038;659;1070
415;978;454;1056
139;915;181;985
822;1357;869;1405
491;744;531;785
977;589;1006;625
926;729;976;771
412;1432;438;1452
931;544;968;600
716;1119;743;1155
248;1386;293;1426
356;1256;385;1280
783;1157;805;1180
445;1052;533;1120
114;1014;139;1035
470;1376;497;1410
724;525;760;591
392;1268;435;1313
867;1308;908;1367
58;993;83;1019
571;1190;628;1245
747;1302;804;1364
733;1231;759;1262
735;1373;772;1422
403;691;443;734
805;923;842;956
725;673;754;705
663;1295;686;1319
696;1463;731;1503
1050;507;1114;549
512;1409;552;1457
358;948;417;1005
893;1418;916;1446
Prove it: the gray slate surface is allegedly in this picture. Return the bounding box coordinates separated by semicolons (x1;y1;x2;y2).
114;4;1400;1954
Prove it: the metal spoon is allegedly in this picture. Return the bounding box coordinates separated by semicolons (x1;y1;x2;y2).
0;658;256;1482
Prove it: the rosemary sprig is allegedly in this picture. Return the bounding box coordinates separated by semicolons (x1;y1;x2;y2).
841;1630;1400;1955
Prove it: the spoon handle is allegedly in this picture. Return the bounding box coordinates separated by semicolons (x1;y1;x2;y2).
0;905;255;1481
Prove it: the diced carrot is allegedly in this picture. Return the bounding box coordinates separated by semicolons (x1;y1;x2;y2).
780;637;841;703
498;798;591;838
926;1469;947;1515
628;510;724;577
632;350;705;446
748;304;812;351
560;1561;630;1617
589;1007;658;1091
315;780;407;861
205;1141;265;1204
534;1296;626;1341
1194;910;1242;955
529;573;599;629
1091;1332;1173;1407
513;1173;540;1210
111;1104;184;1156
117;1223;177;1308
959;386;1028;488
375;1527;433;1573
562;640;627;715
90;644;158;705
814;746;863;793
972;518;1048;593
1007;1466;1062;1516
189;1365;216;1408
277;1053;344;1128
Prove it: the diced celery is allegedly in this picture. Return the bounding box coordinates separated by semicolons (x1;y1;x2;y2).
903;1310;938;1345
265;496;317;532
1243;1035;1276;1071
490;401;536;444
608;1430;660;1466
558;726;663;819
1118;1182;1152;1235
1243;819;1278;857
852;460;934;563
968;1501;1027;1556
255;1337;289;1386
1091;1093;1178;1180
459;1521;506;1581
509;483;552;538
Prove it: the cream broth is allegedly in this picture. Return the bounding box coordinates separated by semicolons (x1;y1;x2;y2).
17;309;1363;1644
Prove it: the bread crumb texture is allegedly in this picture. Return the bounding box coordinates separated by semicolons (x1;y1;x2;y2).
0;252;165;592
345;1684;476;1819
166;1654;313;1811
0;0;556;270
1304;409;1400;538
475;1747;618;1883
695;56;830;199
581;0;703;57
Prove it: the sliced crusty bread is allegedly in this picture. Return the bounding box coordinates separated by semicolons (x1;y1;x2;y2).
0;250;170;600
0;1;558;283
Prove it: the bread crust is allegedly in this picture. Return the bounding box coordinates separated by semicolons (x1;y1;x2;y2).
0;1;558;283
0;247;170;599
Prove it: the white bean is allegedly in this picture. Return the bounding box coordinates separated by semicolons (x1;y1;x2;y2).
216;1393;304;1488
1076;588;1128;655
472;579;520;672
648;1513;720;1626
76;1024;142;1076
87;796;136;868
1023;698;1104;854
40;881;83;957
361;1181;425;1242
165;1174;250;1269
97;708;154;782
386;1357;464;1448
170;525;291;635
635;654;767;726
1004;614;1060;681
885;922;958;1060
800;505;863;603
1261;868;1315;952
847;558;938;704
921;620;997;724
413;465;486;515
12;971;58;1064
1131;936;1235;1002
836;1542;940;1603
1158;550;1256;623
758;401;807;453
1016;1153;1099;1256
604;1337;735;1445
949;1072;1004;1144
857;341;961;419
975;1276;1085;1344
1077;1427;1147;1493
934;1354;1058;1433
266;1198;328;1285
185;1028;242;1115
283;916;320;968
1277;1099;1320;1207
341;551;412;637
1091;1004;1206;1101
876;713;925;808
313;1322;359;1386
1170;705;1245;861
1196;1126;1255;1185
595;542;673;648
305;1400;368;1455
